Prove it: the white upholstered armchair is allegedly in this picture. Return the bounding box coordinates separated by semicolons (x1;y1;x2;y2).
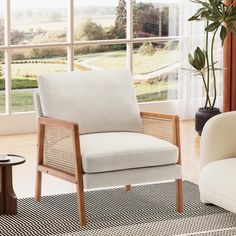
200;111;236;213
34;69;183;226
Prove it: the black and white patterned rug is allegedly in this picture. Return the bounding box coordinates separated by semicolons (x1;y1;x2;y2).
0;181;236;236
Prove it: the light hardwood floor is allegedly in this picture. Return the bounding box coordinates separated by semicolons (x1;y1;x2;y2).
0;120;200;198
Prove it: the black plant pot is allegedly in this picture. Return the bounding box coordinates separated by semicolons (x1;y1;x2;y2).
195;107;221;136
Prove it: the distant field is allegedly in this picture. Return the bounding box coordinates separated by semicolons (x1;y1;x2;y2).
75;15;115;29
12;17;67;32
12;15;115;33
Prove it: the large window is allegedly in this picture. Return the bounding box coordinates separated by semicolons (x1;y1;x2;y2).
0;0;180;114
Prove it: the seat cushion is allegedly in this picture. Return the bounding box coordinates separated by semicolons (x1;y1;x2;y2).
38;69;141;134
80;132;178;173
199;158;236;214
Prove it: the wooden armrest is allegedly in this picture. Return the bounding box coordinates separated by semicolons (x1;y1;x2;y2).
140;111;178;121
140;111;181;164
39;117;78;130
37;116;83;177
36;116;85;220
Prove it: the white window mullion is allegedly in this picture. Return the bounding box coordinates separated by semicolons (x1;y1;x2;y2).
67;0;74;71
4;0;11;114
126;0;133;74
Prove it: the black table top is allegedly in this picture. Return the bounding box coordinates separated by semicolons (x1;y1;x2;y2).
0;154;25;166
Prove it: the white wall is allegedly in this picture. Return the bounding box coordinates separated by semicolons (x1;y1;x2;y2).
0;112;37;135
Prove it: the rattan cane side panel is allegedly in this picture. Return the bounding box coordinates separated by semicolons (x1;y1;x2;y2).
43;125;75;175
141;117;176;145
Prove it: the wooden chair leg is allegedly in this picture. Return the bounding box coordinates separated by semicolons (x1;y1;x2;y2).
124;184;131;192
176;179;183;213
35;171;42;202
76;183;86;226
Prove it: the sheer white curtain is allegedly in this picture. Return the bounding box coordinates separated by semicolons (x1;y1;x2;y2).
177;0;223;119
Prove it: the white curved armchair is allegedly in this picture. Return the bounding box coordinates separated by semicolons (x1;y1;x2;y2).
199;111;236;213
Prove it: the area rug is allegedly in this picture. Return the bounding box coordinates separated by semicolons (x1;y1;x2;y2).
0;181;236;236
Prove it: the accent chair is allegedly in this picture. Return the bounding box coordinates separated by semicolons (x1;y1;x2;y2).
34;69;183;226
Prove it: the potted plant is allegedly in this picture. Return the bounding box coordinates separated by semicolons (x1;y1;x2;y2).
188;0;236;135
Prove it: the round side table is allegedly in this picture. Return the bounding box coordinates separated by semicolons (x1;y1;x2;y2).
0;154;25;215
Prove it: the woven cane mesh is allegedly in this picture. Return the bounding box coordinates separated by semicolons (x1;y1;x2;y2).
43;125;75;175
141;116;176;145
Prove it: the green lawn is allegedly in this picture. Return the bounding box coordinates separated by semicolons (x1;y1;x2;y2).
11;61;67;79
0;78;38;90
12;91;34;112
74;51;127;71
0;92;34;113
133;50;179;74
0;93;5;113
135;82;169;95
135;81;178;102
88;50;179;74
10;50;178;79
0;84;177;112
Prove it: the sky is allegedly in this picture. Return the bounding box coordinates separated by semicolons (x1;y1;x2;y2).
0;0;180;11
9;0;118;10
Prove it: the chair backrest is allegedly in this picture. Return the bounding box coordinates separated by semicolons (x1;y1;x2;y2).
34;92;43;119
37;69;141;134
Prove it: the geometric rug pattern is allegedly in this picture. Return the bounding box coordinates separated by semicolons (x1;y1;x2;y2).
0;181;236;236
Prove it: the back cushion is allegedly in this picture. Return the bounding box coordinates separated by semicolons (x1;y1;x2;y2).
38;69;141;134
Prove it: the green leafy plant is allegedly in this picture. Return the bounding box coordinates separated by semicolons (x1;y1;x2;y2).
188;0;236;109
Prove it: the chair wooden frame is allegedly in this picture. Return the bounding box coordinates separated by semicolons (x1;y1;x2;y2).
35;111;183;226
